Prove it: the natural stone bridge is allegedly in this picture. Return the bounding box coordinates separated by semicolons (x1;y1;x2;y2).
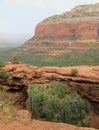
0;62;99;128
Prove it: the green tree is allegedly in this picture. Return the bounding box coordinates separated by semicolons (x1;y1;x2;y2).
27;81;91;126
61;95;87;125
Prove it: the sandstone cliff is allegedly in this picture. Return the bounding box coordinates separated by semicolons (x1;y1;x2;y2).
33;3;99;40
20;3;99;59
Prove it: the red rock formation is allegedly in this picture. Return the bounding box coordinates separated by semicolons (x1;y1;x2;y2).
34;21;99;39
31;3;99;44
0;62;99;128
0;119;96;130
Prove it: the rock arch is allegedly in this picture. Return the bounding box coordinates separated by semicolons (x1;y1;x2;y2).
0;62;99;128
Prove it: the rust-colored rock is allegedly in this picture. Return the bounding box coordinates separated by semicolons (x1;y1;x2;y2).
15;110;31;124
0;120;96;130
0;62;99;128
34;21;99;39
31;3;99;44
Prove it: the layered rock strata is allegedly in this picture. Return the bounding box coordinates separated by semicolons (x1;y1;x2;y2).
34;21;99;39
30;3;99;44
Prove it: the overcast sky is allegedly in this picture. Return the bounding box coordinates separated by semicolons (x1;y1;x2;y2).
0;0;99;35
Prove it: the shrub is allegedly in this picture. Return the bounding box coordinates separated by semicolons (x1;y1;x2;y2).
68;36;77;41
0;88;20;122
12;55;21;63
42;94;60;121
71;68;78;76
47;81;68;98
27;81;91;126
0;60;5;67
0;88;19;107
0;70;8;80
28;85;60;121
0;104;17;122
61;95;88;125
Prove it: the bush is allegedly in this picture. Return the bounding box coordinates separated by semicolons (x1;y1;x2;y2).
0;88;19;122
12;55;21;63
0;70;8;80
0;60;5;67
42;94;60;121
28;85;60;121
0;88;19;106
61;95;87;125
27;81;91;126
47;81;69;98
71;68;78;76
0;104;17;122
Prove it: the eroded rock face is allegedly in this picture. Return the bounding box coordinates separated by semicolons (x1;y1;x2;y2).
31;3;99;44
0;62;99;128
34;21;99;39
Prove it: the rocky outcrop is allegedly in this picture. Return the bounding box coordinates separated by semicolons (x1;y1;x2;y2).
0;62;99;128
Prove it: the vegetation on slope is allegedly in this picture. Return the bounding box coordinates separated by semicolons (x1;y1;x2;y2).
40;3;99;24
0;88;19;122
0;43;99;67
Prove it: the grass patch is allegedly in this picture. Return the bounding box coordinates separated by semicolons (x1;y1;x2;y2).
0;88;20;122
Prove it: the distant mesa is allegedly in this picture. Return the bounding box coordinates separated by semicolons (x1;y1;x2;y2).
33;3;99;40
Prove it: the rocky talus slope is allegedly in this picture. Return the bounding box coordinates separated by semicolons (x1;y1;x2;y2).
0;62;99;128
